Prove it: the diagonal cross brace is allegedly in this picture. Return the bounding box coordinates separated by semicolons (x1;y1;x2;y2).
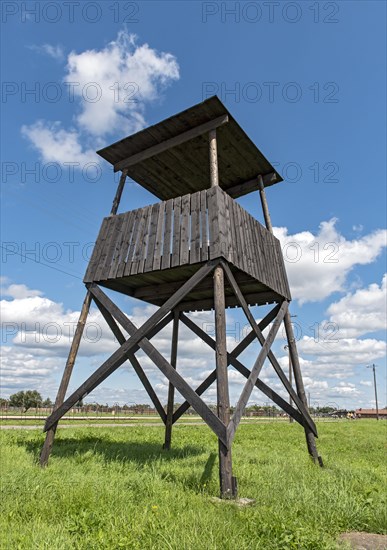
179;312;308;428
92;295;167;423
221;261;317;435
44;261;228;446
87;284;227;446
174;303;280;422
228;300;288;443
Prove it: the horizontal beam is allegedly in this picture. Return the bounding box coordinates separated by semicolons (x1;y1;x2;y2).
114;115;229;172
174;291;280;313
226;172;278;199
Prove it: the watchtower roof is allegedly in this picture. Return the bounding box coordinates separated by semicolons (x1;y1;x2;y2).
97;96;282;201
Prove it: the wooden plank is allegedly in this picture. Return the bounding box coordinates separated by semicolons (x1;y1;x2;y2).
115;211;134;279
161;198;173;270
130;206;150;275
207;187;220;260
226;172;277;199
100;216;123;280
107;215;126;280
93;217;115;282
114;115;229;172
171;196;182;268
179;194;191;265
123;208;141;276
200;190;208;261
163;311;179;449
189;192;201;264
153;201;165;271
216;187;229;261
84;218;109;282
144;203;160;272
138;206;153;274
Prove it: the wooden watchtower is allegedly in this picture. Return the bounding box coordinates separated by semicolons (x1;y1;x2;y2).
41;97;322;498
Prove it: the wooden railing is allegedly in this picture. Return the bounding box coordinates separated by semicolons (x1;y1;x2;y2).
84;187;290;299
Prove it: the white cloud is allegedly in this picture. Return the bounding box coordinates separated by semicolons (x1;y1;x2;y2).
326;274;387;337
21;120;96;166
274;219;387;304
1;283;43;299
30;43;64;61
22;31;180;166
65;31;179;136
298;335;386;365
359;380;372;387
0;347;62;395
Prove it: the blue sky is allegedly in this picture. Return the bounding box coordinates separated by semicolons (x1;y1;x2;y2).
1;0;386;410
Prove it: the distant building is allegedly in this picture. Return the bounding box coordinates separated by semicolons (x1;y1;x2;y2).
355;408;387;419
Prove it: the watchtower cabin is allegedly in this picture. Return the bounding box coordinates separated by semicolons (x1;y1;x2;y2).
41;97;322;498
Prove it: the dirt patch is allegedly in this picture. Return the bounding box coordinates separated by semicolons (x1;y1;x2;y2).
338;532;387;549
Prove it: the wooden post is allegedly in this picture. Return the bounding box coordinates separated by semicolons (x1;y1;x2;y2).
163;310;179;450
214;265;235;498
209;128;236;497
40;291;92;466
257;175;322;466
40;170;128;467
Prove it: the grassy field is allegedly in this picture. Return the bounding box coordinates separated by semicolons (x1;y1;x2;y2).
1;421;385;549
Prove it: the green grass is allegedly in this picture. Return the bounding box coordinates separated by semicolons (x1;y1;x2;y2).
1;421;385;549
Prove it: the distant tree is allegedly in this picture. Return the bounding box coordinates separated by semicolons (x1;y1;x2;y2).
0;398;9;407
9;390;42;412
43;397;53;407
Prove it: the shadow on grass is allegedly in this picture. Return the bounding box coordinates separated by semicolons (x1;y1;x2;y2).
22;435;204;466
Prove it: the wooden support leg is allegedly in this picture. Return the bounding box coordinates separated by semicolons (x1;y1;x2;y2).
164;311;179;450
283;313;323;467
214;265;236;498
40;291;92;467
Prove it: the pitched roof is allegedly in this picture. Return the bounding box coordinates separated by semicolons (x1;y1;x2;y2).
97;96;282;200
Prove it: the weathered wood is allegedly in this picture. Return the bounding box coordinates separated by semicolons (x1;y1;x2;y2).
110;169;128;215
41;168;129;466
200;190;208;261
114;114;229;172
131;206;151;275
40;291;92;466
84;284;228;446
226;172;277;199
221;261;317;435
92;295;167;423
257;181;322;464
161;199;173;270
113;211;134;279
163;311;179;449
45;263;228;446
178;312;306;426
179;194;190;265
284;313;321;463
153;201;165;271
144;203;161;272
124;208;141;275
214;265;235;497
84;218;109;282
190;192;201;264
171;197;182;268
228;300;288;444
209;128;219;187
